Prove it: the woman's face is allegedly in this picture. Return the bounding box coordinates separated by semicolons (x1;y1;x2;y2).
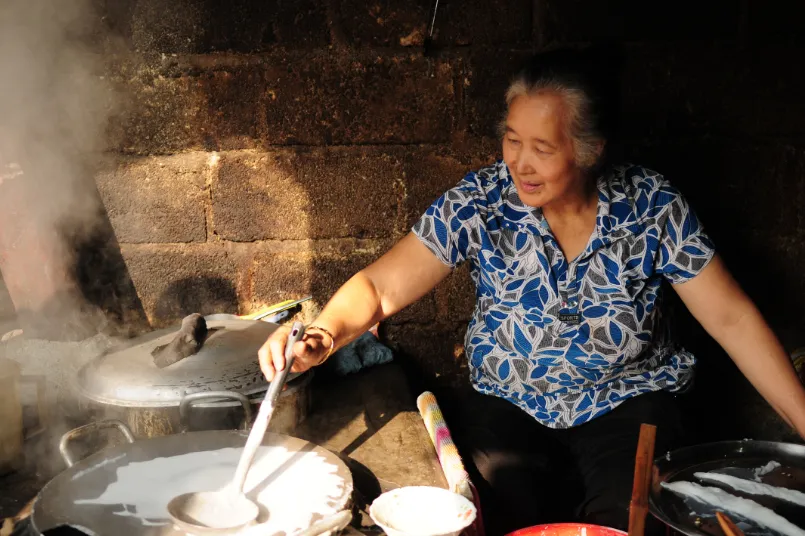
502;93;584;208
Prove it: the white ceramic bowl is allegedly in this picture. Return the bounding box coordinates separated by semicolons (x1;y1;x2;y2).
369;486;477;536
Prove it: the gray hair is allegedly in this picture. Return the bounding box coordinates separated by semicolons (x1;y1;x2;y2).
499;76;605;170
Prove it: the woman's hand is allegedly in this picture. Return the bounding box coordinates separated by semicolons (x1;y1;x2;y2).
258;325;333;381
257;233;451;383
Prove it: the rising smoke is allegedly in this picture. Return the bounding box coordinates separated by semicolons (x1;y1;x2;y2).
0;1;136;475
0;0;110;222
0;0;119;340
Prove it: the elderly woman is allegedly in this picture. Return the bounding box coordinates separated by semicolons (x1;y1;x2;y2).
259;49;805;534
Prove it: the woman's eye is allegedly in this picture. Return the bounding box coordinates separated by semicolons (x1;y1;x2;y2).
507;137;521;146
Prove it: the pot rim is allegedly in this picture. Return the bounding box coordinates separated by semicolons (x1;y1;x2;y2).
74;369;312;409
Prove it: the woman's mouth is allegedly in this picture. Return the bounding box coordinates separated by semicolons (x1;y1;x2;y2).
520;181;543;194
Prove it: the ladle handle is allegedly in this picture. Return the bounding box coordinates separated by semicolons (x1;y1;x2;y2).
232;322;305;493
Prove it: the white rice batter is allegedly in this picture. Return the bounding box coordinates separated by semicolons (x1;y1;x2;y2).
695;471;805;507
662;481;805;536
72;441;351;535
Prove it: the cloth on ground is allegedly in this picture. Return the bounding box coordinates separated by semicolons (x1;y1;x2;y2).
323;331;393;376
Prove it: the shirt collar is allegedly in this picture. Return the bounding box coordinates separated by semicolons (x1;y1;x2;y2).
499;163;641;244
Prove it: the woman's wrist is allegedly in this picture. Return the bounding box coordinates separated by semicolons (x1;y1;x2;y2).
306;324;336;363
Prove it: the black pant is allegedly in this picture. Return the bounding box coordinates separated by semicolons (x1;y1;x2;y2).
452;389;684;536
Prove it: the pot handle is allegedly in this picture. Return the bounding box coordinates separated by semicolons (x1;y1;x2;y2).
179;391;254;432
59;420;135;468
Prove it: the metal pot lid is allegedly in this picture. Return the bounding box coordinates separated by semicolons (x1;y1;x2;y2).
75;315;298;408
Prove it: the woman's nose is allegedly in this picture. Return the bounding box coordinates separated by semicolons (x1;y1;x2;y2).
514;150;535;175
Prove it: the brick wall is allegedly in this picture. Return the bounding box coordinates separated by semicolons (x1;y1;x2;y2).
80;0;805;438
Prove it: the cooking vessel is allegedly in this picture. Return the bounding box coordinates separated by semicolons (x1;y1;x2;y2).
507;524;626;536
72;314;311;438
649;439;805;536
29;420;354;536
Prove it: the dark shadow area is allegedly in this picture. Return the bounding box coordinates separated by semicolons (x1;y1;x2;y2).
621;116;805;444
92;0;324;55
336;455;382;501
333;455;383;529
71;198;151;339
153;276;239;324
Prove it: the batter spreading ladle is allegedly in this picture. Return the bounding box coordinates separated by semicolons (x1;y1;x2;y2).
167;322;306;533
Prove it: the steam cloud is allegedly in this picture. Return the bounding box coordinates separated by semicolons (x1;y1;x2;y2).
0;0;114;339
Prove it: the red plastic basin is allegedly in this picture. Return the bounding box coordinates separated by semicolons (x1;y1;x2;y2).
506;523;627;536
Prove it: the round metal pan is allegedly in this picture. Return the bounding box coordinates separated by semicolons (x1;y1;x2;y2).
31;426;353;536
649;439;805;535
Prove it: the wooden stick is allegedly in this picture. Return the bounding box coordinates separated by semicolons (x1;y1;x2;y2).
629;423;657;536
716;512;745;536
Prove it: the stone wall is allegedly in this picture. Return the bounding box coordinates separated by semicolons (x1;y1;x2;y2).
8;0;801;438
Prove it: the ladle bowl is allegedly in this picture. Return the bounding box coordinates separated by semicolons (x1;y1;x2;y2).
167;490;259;533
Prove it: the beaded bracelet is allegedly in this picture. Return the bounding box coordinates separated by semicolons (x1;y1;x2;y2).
306;325;335;363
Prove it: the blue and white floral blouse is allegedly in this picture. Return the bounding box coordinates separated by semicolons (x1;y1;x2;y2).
413;161;716;428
